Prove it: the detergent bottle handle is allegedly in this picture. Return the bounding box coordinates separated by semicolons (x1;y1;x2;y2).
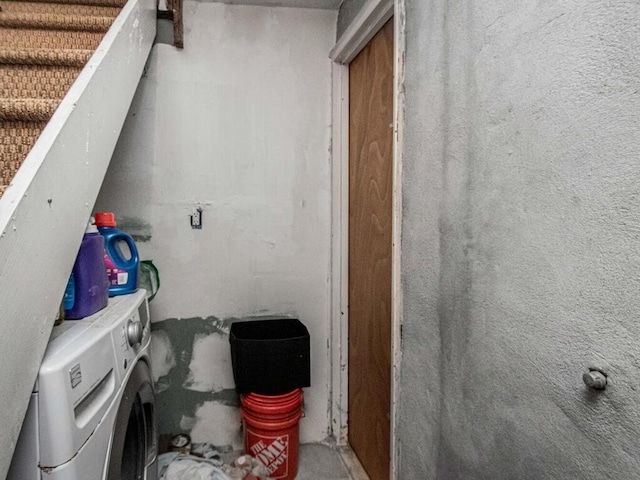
108;232;139;268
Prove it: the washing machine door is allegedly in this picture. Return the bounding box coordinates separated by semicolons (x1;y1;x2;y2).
107;360;157;480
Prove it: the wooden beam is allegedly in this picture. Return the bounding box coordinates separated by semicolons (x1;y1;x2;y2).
156;0;183;49
172;0;183;49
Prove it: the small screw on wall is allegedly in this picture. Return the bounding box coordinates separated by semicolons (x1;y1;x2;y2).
190;207;203;229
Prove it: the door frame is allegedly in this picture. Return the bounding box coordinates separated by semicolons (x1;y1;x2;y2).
329;0;405;478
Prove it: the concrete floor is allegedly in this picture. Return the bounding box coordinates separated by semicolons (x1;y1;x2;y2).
218;442;367;480
297;443;351;479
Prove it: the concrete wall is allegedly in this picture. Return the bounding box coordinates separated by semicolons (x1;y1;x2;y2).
396;0;445;477
397;0;640;478
96;2;336;449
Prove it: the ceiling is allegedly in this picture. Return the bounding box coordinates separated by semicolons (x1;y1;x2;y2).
208;0;342;10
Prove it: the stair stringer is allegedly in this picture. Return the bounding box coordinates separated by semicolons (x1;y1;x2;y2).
0;0;156;475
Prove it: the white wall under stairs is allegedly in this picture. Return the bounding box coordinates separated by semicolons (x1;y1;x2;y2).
0;0;156;475
97;2;337;447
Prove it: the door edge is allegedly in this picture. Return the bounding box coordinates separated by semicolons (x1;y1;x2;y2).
329;2;405;479
390;2;406;479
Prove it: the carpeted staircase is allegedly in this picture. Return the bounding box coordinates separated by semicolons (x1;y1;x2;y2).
0;0;126;197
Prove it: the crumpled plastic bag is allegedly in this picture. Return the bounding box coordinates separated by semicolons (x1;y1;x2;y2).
158;443;272;480
158;453;232;480
191;442;224;465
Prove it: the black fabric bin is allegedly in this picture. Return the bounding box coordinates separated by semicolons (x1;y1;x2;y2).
229;318;310;395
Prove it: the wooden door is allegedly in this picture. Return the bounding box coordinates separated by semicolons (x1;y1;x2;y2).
348;18;394;480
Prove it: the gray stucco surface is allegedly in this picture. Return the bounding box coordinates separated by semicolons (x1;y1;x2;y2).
396;0;445;478
395;0;640;478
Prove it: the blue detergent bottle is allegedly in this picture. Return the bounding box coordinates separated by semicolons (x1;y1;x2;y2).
95;212;139;296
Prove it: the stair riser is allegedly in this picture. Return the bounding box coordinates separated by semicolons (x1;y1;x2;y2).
0;28;105;50
0;48;92;67
1;0;126;7
2;2;121;17
0;13;114;32
0;121;47;185
0;99;58;122
1;65;82;99
0;0;126;195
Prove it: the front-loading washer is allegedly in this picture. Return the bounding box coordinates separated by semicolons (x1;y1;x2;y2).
8;289;157;480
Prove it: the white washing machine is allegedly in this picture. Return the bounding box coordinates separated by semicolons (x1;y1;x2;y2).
8;289;157;480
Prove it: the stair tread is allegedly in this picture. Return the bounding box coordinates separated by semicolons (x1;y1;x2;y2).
0;120;48;186
0;0;125;198
1;64;82;98
1;0;127;7
0;98;59;122
0;12;116;32
0;28;105;49
0;47;93;66
1;2;122;17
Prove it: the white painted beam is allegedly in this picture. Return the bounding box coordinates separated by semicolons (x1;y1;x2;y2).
390;3;406;478
330;61;350;444
329;0;393;64
0;0;156;475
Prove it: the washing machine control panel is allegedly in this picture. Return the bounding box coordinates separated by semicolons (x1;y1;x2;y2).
127;319;144;346
113;295;151;382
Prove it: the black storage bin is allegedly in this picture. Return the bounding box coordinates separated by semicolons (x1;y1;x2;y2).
229;318;310;395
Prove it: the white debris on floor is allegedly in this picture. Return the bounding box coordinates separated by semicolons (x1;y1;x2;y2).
159;449;271;480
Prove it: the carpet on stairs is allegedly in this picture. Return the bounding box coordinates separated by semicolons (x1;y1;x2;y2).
0;0;126;198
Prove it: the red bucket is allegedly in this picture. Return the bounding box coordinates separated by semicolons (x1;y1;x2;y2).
241;389;303;480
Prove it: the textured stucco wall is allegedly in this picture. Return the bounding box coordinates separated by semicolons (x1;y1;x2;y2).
97;2;336;449
398;0;640;479
396;1;445;478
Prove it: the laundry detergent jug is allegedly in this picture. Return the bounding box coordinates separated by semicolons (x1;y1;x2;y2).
65;219;109;319
95;212;139;296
